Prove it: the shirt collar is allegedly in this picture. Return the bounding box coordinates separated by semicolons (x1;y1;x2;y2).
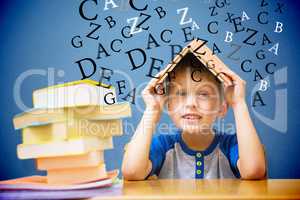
176;128;220;156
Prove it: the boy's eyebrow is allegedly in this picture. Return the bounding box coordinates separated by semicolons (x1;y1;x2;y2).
195;84;218;92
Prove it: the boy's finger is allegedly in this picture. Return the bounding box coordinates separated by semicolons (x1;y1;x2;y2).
146;70;166;89
223;71;243;83
223;82;233;90
218;72;233;87
217;63;240;79
146;78;160;91
154;83;165;95
219;64;239;77
222;79;230;88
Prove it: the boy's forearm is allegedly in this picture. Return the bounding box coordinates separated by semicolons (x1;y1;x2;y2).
233;100;266;179
122;108;160;180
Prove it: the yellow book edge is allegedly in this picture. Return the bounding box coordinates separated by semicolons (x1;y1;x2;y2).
33;79;114;94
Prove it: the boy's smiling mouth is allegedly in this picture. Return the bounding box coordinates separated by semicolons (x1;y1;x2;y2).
182;113;202;120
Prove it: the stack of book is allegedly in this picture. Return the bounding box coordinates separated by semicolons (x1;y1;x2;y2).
12;79;131;185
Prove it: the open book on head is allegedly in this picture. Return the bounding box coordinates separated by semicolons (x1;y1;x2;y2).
157;39;235;87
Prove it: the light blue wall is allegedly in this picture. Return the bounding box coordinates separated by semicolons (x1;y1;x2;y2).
0;0;299;180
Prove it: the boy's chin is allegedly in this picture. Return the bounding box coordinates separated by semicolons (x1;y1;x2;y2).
180;125;208;134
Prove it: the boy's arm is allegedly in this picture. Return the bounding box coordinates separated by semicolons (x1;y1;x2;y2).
122;108;159;180
233;100;266;179
224;71;266;180
122;73;166;181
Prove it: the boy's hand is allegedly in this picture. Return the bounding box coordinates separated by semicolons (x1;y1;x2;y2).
222;71;266;180
142;71;167;113
223;71;246;109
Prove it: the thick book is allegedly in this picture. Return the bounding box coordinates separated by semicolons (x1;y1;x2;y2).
22;119;122;144
17;136;113;159
33;79;117;109
0;185;122;200
36;150;104;170
0;170;118;191
47;164;107;184
13;102;131;129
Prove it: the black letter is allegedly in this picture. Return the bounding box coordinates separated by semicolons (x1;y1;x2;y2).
208;21;218;34
104;92;116;105
256;49;266;60
254;70;263;81
121;26;133;39
122;88;136;104
155;6;166;19
111;39;123;53
161;29;173;43
79;0;98;21
232;17;245;33
76;58;97;80
182;27;194;42
71;35;83;48
262;33;272;46
193;38;208;55
209;6;218;16
136;13;151;31
147;34;160;49
257;11;268;24
147;57;164;78
116;80;126;95
260;0;268;7
105;16;116;28
86;22;101;40
170;44;182;60
243;28;258;46
252;91;266;107
212;43;221;55
241;59;252;72
98;67;113;88
129;0;147;11
275;3;284;14
125;48;147;70
265;62;276;74
97;43;110;59
191;70;202;82
225;12;235;23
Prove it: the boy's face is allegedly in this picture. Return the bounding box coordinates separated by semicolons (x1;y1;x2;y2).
167;65;226;134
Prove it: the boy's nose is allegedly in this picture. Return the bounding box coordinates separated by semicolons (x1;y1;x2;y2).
185;94;197;108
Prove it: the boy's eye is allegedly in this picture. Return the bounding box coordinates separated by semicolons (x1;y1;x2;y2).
197;91;210;98
197;91;208;96
176;90;186;96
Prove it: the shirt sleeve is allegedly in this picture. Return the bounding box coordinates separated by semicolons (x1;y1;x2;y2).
219;134;241;178
146;134;169;179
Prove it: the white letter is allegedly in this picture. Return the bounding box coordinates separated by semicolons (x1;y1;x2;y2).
127;17;142;35
274;21;283;33
241;11;250;21
104;0;118;11
259;80;269;91
224;31;233;43
269;43;279;55
191;21;200;31
177;7;192;25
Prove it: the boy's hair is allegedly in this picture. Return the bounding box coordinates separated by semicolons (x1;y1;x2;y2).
164;53;224;102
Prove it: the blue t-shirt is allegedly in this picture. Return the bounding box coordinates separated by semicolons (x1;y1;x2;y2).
147;128;240;179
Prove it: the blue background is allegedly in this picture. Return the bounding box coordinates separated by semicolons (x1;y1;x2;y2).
0;0;300;180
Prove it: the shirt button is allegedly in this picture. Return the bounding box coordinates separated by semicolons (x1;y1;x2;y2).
197;161;202;166
196;169;202;175
196;153;202;158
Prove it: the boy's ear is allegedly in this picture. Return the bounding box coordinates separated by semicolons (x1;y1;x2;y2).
218;101;228;118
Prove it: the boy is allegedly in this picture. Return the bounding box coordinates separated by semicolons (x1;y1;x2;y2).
122;53;266;180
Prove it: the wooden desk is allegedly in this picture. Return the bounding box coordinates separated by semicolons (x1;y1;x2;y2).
91;179;300;200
